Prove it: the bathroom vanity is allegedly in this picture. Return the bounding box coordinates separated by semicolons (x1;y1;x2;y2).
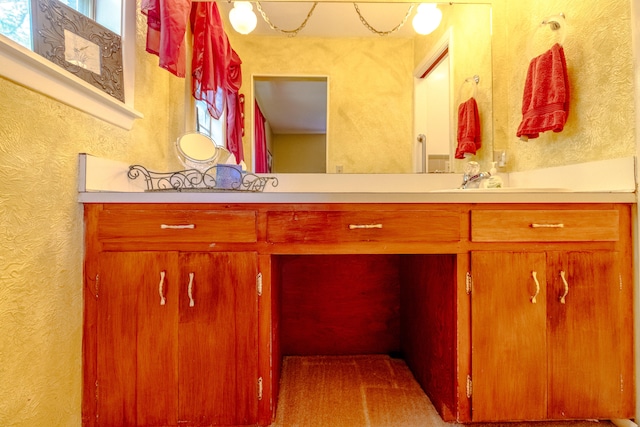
81;196;635;426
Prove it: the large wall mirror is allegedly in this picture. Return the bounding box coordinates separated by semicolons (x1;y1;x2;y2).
221;2;493;174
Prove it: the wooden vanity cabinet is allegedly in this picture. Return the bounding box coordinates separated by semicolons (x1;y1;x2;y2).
83;205;259;427
469;207;635;422
83;202;635;426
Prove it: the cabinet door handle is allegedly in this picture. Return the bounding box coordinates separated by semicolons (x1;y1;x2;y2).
530;223;564;228
530;271;540;304
559;270;569;304
159;270;166;306
160;224;195;230
187;272;195;307
349;224;383;230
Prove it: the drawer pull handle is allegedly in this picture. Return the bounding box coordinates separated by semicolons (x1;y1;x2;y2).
159;270;166;306
349;224;383;230
559;270;569;304
530;223;564;228
531;271;540;304
187;272;195;307
161;224;195;230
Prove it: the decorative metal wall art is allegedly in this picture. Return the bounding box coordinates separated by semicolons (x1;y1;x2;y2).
128;165;279;193
31;0;125;102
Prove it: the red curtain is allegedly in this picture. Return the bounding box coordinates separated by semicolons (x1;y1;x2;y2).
254;101;268;173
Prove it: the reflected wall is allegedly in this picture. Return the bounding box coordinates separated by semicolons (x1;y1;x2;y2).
225;3;493;173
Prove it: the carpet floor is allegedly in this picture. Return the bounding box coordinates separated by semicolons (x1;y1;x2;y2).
271;355;615;427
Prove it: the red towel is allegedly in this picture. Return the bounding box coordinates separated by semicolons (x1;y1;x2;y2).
455;97;481;159
517;43;570;140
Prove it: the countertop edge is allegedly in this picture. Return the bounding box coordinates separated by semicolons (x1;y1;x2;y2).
77;191;637;204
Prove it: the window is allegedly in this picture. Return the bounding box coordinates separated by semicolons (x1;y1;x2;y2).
0;0;141;129
0;0;121;48
0;0;31;48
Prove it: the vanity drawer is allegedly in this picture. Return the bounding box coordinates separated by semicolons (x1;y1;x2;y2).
267;210;461;243
97;209;257;244
471;209;619;242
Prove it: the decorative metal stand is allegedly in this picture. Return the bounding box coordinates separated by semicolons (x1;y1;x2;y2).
128;165;279;193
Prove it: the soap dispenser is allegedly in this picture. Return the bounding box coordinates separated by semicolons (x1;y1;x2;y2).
485;161;503;188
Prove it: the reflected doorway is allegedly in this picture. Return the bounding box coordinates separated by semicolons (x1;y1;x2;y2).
414;39;451;173
253;76;328;173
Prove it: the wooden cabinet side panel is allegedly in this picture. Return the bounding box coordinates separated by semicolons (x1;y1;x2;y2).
400;255;457;422
82;205;100;427
234;252;260;425
471;251;548;422
258;254;277;426
619;204;636;416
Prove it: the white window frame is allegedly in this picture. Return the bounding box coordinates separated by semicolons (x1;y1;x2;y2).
0;1;142;129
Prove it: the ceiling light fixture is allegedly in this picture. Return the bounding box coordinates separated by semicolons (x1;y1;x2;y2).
412;3;442;35
229;1;257;35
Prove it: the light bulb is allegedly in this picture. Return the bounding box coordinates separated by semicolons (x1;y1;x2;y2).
229;2;257;35
412;3;442;35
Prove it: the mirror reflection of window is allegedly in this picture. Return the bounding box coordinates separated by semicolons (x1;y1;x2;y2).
195;99;226;148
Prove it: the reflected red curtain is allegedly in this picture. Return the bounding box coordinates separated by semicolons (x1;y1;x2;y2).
190;2;244;163
254;101;268;173
142;1;245;163
141;0;191;77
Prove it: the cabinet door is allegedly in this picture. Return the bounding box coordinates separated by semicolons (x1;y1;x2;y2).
178;252;259;426
97;251;179;426
547;251;629;419
471;251;547;422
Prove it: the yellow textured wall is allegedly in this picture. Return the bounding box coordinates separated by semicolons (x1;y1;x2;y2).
0;7;185;426
228;34;415;173
492;0;634;171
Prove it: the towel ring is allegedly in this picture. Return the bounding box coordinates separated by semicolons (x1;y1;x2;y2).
525;13;567;60
465;75;480;85
540;13;567;46
460;75;479;101
542;13;565;31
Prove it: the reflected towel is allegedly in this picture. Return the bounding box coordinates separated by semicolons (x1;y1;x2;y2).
455;97;481;159
517;43;570;140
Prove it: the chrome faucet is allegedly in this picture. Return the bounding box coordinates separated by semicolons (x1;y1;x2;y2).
460;171;492;189
459;161;491;189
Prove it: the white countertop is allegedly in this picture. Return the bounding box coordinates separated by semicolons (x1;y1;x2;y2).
77;154;638;204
